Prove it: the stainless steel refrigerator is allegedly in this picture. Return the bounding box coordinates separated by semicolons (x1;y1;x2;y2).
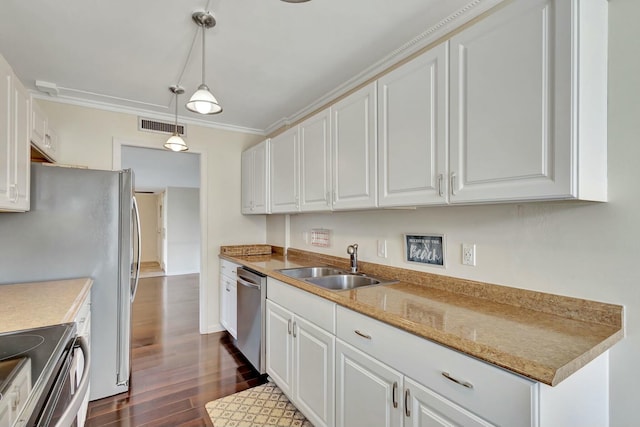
0;163;141;400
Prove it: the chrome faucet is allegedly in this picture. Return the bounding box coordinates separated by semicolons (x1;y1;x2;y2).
347;243;359;273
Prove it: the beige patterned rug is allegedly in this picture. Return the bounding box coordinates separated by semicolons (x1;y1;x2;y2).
205;382;313;427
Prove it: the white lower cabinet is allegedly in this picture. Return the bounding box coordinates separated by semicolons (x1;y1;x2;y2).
336;340;493;427
266;279;335;427
336;340;402;427
219;260;239;339
266;282;610;427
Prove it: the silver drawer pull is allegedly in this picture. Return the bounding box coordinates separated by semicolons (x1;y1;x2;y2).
354;330;371;340
392;381;398;408
442;372;474;389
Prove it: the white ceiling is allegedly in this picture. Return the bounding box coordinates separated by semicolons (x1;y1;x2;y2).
0;0;495;134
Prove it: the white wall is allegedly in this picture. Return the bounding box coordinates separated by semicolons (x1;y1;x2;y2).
123;146;200;191
165;187;200;275
266;1;640;425
41;100;266;333
135;193;159;263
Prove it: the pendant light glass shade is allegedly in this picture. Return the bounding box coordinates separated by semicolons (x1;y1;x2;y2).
186;11;222;115
186;83;222;114
164;134;188;152
164;86;189;152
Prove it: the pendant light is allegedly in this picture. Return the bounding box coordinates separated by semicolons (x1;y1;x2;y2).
164;86;189;152
186;11;222;115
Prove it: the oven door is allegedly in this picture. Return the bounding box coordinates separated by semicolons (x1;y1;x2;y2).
28;336;90;427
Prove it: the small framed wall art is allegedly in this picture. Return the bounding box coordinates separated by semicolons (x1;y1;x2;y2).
403;233;445;267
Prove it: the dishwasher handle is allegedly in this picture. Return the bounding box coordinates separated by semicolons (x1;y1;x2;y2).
237;277;261;290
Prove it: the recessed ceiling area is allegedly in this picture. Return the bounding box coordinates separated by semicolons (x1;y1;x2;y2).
0;0;496;134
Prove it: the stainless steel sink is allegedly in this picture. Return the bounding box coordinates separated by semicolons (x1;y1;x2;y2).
278;266;348;278
305;274;381;290
277;266;396;291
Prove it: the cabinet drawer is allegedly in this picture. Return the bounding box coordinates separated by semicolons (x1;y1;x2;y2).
267;278;335;334
220;259;239;281
336;306;536;427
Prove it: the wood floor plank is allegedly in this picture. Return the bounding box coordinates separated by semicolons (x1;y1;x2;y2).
85;274;267;426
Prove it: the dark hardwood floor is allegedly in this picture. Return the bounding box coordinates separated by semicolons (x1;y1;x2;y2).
85;274;266;426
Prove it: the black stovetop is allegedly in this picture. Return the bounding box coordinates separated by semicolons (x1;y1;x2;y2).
0;323;75;417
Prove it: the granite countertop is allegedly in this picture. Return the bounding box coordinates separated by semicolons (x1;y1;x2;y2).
0;278;93;333
220;247;624;387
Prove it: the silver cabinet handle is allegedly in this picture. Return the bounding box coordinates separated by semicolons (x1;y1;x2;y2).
287;319;292;335
442;372;474;389
450;172;457;196
354;330;371;340
438;174;444;197
292;321;297;338
404;388;411;417
392;381;398;408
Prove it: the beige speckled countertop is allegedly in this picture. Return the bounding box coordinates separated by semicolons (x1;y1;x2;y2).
0;278;93;333
220;246;624;387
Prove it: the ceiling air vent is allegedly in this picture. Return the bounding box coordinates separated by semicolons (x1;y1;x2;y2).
138;117;186;136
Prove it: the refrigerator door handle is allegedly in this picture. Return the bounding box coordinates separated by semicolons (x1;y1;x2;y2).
131;195;142;302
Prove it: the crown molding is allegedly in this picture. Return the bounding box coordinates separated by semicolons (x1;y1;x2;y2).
31;92;266;136
264;0;506;135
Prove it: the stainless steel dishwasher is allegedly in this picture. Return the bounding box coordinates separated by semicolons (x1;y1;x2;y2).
236;267;267;374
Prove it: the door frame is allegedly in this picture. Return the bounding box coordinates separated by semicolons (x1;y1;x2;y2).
112;137;211;334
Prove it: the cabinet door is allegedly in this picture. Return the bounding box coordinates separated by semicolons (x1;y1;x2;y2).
404;377;495;427
449;0;572;203
293;316;335;427
331;82;377;210
10;76;30;211
220;274;238;339
240;148;253;214
0;56;12;208
228;280;237;339
336;340;402;427
270;127;299;213
252;140;269;213
299;109;332;212
31;99;47;149
265;300;294;396
378;43;448;207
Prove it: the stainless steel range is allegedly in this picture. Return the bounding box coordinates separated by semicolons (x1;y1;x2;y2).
0;323;89;427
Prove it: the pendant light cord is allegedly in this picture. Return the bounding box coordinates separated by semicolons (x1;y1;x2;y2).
201;25;206;85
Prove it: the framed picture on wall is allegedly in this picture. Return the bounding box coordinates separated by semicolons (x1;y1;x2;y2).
403;233;445;267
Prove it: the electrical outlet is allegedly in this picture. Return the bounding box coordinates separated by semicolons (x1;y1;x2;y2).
462;243;476;266
377;240;387;258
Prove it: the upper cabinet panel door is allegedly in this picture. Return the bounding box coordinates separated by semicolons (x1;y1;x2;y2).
252;140;269;214
378;42;448;207
449;0;573;203
270;127;299;213
331;82;377;210
0;57;12;208
241;148;254;214
299;109;332;212
12;78;30;211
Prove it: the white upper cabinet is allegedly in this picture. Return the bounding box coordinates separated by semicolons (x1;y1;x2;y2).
449;0;607;203
378;43;448;207
31;99;58;162
270;127;299;213
299;109;332;212
241;139;269;214
331;82;378;210
0;54;30;212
